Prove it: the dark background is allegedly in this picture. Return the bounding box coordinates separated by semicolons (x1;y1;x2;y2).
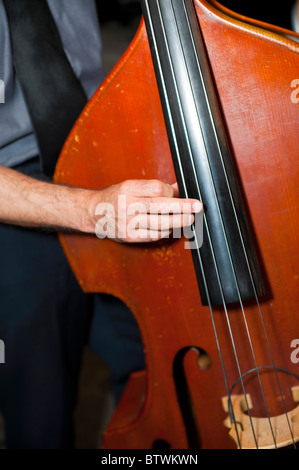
218;0;295;30
96;0;296;31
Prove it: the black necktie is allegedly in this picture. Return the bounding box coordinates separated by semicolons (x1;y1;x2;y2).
4;0;87;177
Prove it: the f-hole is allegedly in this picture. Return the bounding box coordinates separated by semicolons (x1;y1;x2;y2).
173;346;211;449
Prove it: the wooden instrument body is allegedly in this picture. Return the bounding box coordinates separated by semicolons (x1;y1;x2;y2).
54;1;299;449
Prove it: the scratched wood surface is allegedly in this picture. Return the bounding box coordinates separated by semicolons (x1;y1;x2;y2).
55;1;299;449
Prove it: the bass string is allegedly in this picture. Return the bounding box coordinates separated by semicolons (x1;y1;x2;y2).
144;0;296;448
154;0;269;448
182;0;296;448
143;0;246;448
179;0;282;448
180;0;296;448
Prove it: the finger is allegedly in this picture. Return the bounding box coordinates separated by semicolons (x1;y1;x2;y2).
134;213;195;231
129;197;202;214
123;228;172;243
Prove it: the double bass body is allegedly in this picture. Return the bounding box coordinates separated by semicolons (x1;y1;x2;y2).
54;0;299;449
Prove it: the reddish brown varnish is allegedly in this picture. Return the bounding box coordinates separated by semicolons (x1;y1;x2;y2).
54;1;299;449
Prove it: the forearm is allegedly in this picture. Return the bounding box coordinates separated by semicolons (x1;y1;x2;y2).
0;166;202;242
0;165;96;233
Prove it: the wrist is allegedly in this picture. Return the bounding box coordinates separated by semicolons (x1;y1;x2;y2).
73;187;103;235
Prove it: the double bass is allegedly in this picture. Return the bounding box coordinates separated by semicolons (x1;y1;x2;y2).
54;0;299;449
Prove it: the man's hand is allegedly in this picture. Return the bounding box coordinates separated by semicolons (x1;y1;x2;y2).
87;179;202;243
0;166;202;243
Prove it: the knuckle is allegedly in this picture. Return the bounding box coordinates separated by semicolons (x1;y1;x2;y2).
118;180;130;193
150;179;166;196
